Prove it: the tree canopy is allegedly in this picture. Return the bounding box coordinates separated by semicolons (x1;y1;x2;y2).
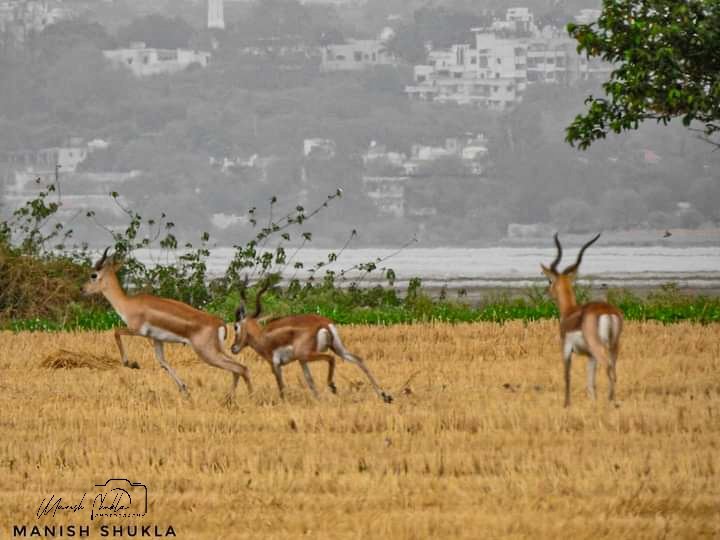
386;7;489;65
566;0;720;149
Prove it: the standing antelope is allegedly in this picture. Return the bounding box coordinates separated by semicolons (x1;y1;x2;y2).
541;233;623;407
230;282;393;403
82;248;253;401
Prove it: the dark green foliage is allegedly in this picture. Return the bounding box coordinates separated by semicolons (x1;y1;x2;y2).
566;0;720;149
9;282;720;331
116;14;194;49
386;6;489;64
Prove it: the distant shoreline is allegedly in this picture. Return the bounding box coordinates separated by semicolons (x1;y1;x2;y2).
130;244;720;296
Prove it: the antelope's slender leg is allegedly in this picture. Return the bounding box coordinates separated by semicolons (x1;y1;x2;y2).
326;356;337;394
194;342;253;401
304;352;337;394
114;327;140;369
563;340;573;408
340;352;393;403
586;357;597;400
608;341;619;401
582;314;613;403
270;350;289;398
299;361;319;398
272;365;287;398
153;340;188;395
328;328;392;403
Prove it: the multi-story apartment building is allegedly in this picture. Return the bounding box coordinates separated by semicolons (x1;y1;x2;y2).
406;33;526;110
526;38;573;84
406;7;612;109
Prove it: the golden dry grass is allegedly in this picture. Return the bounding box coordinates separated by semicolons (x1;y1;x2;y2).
0;321;718;539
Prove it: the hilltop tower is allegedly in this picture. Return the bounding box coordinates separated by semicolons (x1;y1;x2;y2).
208;0;225;30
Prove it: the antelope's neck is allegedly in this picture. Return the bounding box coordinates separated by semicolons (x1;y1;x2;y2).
247;321;272;357
555;281;578;320
103;272;130;317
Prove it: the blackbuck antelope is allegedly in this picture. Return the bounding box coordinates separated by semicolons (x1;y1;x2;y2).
230;282;393;403
541;233;623;407
82;248;253;400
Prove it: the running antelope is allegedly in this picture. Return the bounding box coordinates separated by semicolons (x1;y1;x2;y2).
541;233;623;407
230;282;393;403
82;248;253;400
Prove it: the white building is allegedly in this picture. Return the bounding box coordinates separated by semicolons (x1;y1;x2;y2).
4;138;90;173
406;37;522;110
303;138;336;159
2;170;141;221
406;7;611;109
321;38;397;72
207;0;224;29
492;7;535;34
575;9;601;24
363;141;406;169
362;176;408;217
361;134;488;216
103;42;211;77
526;38;573;83
406;134;488;175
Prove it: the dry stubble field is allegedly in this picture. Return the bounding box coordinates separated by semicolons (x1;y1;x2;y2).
0;321;718;539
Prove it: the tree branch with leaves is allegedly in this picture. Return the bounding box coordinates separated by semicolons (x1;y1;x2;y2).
566;0;720;149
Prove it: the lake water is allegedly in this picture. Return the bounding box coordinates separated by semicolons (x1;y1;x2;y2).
133;246;720;290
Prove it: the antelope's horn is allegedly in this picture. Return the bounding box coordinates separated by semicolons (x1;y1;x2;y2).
94;247;111;270
563;233;601;275
253;279;271;319
239;274;250;304
549;233;562;274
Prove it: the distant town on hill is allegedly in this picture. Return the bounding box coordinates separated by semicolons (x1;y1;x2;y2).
1;0;718;247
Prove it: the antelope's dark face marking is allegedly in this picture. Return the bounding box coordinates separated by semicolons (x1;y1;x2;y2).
541;265;576;302
83;248;116;296
230;307;248;354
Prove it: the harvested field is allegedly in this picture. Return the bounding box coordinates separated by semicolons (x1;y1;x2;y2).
0;322;718;539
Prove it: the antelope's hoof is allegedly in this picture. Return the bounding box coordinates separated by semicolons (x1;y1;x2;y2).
328;382;338;394
126;361;140;370
381;392;394;404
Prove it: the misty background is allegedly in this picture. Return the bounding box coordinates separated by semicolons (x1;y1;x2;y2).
1;0;719;251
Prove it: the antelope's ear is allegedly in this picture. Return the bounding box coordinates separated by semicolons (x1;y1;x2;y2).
235;306;246;322
564;268;578;281
109;254;124;271
540;264;555;280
